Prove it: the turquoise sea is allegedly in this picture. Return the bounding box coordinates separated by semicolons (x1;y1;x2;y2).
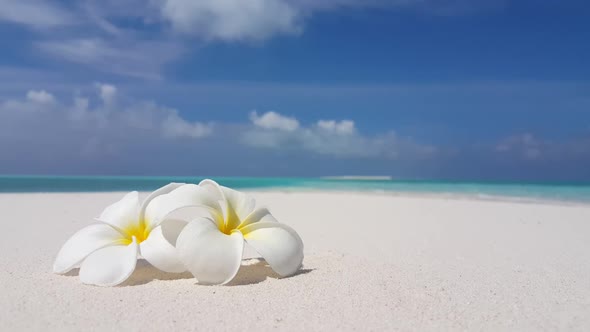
1;175;590;203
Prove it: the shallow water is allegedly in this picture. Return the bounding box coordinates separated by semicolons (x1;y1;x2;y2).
1;175;590;203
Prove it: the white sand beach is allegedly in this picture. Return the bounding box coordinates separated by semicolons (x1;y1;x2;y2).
1;191;590;331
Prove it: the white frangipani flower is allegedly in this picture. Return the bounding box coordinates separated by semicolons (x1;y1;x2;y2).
175;179;304;285
53;183;213;286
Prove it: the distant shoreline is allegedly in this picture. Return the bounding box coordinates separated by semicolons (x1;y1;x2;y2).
320;176;393;180
1;176;590;203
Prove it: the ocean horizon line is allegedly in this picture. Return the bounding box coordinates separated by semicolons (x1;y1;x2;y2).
0;174;589;186
1;175;590;203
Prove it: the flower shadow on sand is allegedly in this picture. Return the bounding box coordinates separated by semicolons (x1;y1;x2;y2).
227;258;314;286
64;258;313;287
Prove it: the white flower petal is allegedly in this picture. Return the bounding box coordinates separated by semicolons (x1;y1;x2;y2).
139;219;188;273
53;224;124;274
144;184;220;232
241;221;304;277
96;191;141;232
239;207;277;229
198;179;231;229
139;182;185;221
79;239;138;287
199;179;255;229
221;186;256;224
198;179;225;201
176;217;244;285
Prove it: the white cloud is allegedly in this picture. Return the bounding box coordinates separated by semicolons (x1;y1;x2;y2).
316;119;356;135
97;83;117;105
162;113;213;138
0;84;212;159
0;87;440;175
26;90;56;104
250;111;300;131
0;89;58;113
35;38;184;79
0;0;74;28
244;111;435;158
159;0;301;41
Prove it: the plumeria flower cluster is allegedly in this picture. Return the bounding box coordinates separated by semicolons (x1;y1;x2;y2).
53;179;304;286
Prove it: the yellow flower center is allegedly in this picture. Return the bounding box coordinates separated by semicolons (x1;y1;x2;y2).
219;207;241;235
219;223;235;235
120;220;149;245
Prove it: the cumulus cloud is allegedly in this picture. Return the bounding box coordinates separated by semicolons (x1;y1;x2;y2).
0;90;58;113
2;86;589;179
97;83;117;105
0;87;438;176
249;111;300;131
0;89;436;166
0;84;212;162
316;119;356;135
159;0;302;41
243;111;436;158
162;114;213;139
26;90;56;104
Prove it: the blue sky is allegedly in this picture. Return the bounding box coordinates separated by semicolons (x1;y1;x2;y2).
0;0;589;180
